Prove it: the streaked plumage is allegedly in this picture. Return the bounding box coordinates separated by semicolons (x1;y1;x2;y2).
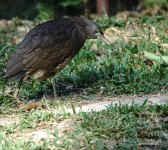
6;16;110;100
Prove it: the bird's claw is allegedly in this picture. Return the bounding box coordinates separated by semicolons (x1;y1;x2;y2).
6;93;25;106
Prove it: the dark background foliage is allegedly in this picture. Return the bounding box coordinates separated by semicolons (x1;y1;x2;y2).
0;0;167;20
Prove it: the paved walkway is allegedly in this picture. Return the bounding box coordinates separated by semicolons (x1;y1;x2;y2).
0;94;167;142
48;94;168;114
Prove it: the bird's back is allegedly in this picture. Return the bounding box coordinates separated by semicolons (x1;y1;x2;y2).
6;18;86;81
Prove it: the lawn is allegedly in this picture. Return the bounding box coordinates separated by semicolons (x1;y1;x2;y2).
0;101;167;149
0;16;168;149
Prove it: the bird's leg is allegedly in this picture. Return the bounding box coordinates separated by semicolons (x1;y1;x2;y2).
14;78;23;97
51;77;57;99
14;88;19;98
7;78;24;105
12;78;24;104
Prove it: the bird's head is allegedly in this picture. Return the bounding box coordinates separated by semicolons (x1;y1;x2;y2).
73;17;110;45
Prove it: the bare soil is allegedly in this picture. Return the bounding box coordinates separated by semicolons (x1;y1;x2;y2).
0;93;167;142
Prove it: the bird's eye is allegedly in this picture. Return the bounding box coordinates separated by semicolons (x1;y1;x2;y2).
93;28;99;34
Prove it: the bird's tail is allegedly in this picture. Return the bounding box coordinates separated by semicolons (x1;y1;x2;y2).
7;71;27;81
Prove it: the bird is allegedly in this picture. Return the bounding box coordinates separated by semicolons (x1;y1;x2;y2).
6;16;110;103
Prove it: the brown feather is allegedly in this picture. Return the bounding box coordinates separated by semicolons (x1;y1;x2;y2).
6;18;86;80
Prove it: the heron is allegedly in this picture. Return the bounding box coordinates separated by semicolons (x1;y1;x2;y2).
6;16;110;104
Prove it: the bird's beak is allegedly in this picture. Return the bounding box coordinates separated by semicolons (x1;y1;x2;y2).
96;33;111;45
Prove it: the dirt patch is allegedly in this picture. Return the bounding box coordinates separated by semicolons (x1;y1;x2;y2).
0;93;168;141
10;119;73;142
45;93;168;114
0;114;20;126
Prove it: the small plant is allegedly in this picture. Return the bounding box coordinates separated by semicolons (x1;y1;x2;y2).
62;102;168;149
1;16;168;103
35;2;54;22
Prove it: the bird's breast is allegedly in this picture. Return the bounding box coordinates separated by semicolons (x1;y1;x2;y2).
54;57;72;73
30;70;46;80
28;57;72;81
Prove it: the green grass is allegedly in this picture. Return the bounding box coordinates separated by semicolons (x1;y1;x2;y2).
76;103;167;149
64;102;167;149
0;16;168;102
0;101;167;149
19;110;71;130
0;15;168;149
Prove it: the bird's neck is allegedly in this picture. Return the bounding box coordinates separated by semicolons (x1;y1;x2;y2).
70;17;87;40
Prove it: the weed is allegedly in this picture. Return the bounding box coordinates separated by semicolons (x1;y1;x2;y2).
61;102;168;149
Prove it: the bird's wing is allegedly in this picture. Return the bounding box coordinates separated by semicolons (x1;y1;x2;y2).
6;19;83;80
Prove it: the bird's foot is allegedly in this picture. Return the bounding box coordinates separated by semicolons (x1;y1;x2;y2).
6;93;25;106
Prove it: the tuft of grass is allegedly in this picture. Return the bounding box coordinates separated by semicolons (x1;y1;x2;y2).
0;16;168;103
0;101;167;149
59;102;168;149
19;110;71;130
